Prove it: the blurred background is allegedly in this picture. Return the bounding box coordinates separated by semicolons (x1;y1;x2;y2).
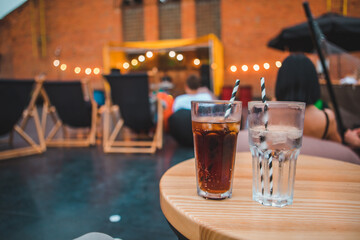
1;0;359;99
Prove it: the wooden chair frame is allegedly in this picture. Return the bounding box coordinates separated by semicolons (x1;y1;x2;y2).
0;79;46;160
41;79;97;147
103;81;163;154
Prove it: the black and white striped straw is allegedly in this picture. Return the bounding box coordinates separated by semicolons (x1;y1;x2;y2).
260;77;273;196
260;77;268;152
224;79;240;119
269;153;273;195
260;77;269;130
259;157;264;195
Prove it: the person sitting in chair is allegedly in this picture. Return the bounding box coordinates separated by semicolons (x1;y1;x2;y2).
169;75;213;147
275;54;342;143
172;75;212;112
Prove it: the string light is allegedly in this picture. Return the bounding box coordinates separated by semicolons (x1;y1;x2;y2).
263;63;270;70
123;62;130;69
54;55;280;76
85;68;92;75
74;67;81;74
53;60;60;67
176;54;183;61
131;59;138;66
60;64;67;71
138;55;145;62
146;51;153;58
93;68;100;75
193;59;200;66
169;51;176;58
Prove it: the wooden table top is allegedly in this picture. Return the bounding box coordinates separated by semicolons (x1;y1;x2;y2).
160;152;360;240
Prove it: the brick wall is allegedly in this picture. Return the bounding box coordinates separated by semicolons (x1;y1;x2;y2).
144;0;159;41
0;0;121;89
221;0;360;97
221;0;326;97
0;0;359;94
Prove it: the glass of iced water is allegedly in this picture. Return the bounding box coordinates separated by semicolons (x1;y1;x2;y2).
247;101;305;207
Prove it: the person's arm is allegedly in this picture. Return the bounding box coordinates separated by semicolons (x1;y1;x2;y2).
345;128;360;148
324;109;342;143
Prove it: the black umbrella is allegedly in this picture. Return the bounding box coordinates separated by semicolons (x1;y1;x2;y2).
268;13;360;52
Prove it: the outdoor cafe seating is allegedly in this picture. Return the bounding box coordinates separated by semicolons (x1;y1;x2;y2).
0;75;359;240
1;75;359;161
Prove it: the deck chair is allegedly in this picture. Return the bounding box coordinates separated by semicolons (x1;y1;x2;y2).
103;73;163;154
42;80;97;147
0;78;46;160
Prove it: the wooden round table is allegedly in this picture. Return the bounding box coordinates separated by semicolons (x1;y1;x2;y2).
160;152;360;240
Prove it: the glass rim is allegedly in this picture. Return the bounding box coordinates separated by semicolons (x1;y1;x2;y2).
191;100;242;104
248;101;305;108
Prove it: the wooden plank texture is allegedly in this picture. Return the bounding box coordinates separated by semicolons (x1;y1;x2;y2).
160;152;360;240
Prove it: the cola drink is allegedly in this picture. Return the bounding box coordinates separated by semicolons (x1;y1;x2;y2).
192;117;240;199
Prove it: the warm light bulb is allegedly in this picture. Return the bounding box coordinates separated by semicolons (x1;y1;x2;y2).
241;65;248;72
193;59;200;66
74;67;81;74
253;64;260;71
263;63;270;70
169;51;176;58
123;62;130;69
138;55;145;62
85;68;92;75
230;65;237;72
60;64;67;71
276;61;282;68
131;59;138;66
53;60;60;67
146;51;153;58
176;54;183;61
93;68;100;75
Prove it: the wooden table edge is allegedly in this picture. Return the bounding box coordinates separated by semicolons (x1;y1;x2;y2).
159;152;360;240
160;159;198;239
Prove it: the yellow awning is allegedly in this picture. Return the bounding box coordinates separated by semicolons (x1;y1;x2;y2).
103;34;224;96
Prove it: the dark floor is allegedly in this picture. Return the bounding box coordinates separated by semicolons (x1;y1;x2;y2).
0;134;194;240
